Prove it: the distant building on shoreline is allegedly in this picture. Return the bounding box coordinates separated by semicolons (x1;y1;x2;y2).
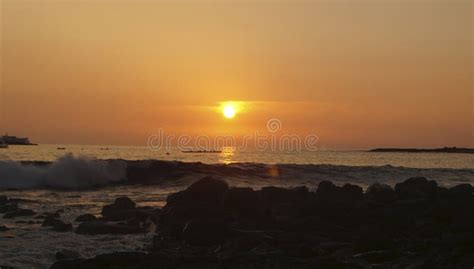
1;134;37;145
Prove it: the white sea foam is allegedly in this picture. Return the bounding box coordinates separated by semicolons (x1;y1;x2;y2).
0;154;127;189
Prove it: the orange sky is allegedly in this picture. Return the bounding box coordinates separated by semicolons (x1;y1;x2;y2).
1;0;472;148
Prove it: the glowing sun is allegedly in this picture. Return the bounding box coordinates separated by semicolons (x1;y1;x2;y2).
223;104;237;119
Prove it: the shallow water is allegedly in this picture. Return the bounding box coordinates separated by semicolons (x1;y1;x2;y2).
0;185;173;269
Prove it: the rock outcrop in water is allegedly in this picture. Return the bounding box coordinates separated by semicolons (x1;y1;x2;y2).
0;196;36;219
51;177;474;269
75;196;160;235
42;215;72;232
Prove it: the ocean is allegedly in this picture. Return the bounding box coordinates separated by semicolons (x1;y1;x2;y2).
1;144;473;268
1;144;473;168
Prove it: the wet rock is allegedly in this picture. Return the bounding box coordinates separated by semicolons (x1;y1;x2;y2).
42;215;72;232
167;176;229;206
101;197;137;221
448;184;473;199
395;177;438;199
35;212;60;220
105;207;160;222
261;186;309;204
311;181;364;219
114;197;136;208
42;215;59;226
356;227;395;251
74;214;97;222
352;249;402;263
224;187;261;218
220;230;270;253
55;209;65;214
55;249;82;261
51;252;147;269
0;225;9;231
76;221;142;235
182;219;229;246
53;221;73;232
187;176;229;195
340;183;364;202
316;181;363;204
365;183;396;203
161;177;229;236
0;203;18;213
260;186;309;220
3;208;36;218
316;180;339;199
310;257;364;269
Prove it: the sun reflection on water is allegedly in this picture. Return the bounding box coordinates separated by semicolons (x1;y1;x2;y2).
218;146;235;164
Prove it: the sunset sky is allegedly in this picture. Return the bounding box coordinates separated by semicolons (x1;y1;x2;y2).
1;0;472;148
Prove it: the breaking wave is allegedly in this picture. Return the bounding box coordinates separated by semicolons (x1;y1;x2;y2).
1;154;474;190
0;154;127;189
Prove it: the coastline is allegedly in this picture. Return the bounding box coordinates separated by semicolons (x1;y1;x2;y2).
2;176;473;268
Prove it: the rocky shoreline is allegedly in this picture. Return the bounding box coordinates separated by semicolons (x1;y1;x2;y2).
1;176;474;268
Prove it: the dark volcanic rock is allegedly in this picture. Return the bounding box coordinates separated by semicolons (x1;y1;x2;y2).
114;197;136;209
167;176;229;206
258;186;310;223
161;177;229;237
53;221;73;232
50;178;474;269
0;203;18;213
99;197;159;223
355;226;395;251
42;215;72;232
260;185;309;205
182;219;230;246
36;212;60;220
310;181;365;220
340;183;364;202
316;181;363;205
74;214;97;222
395;177;438;199
76;221;142;235
55;249;82;261
448;184;473;199
316;180;338;199
42;215;59;226
101;197;136;221
51;252;147;269
365;182;396;203
3;208;36;218
223;187;261;218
